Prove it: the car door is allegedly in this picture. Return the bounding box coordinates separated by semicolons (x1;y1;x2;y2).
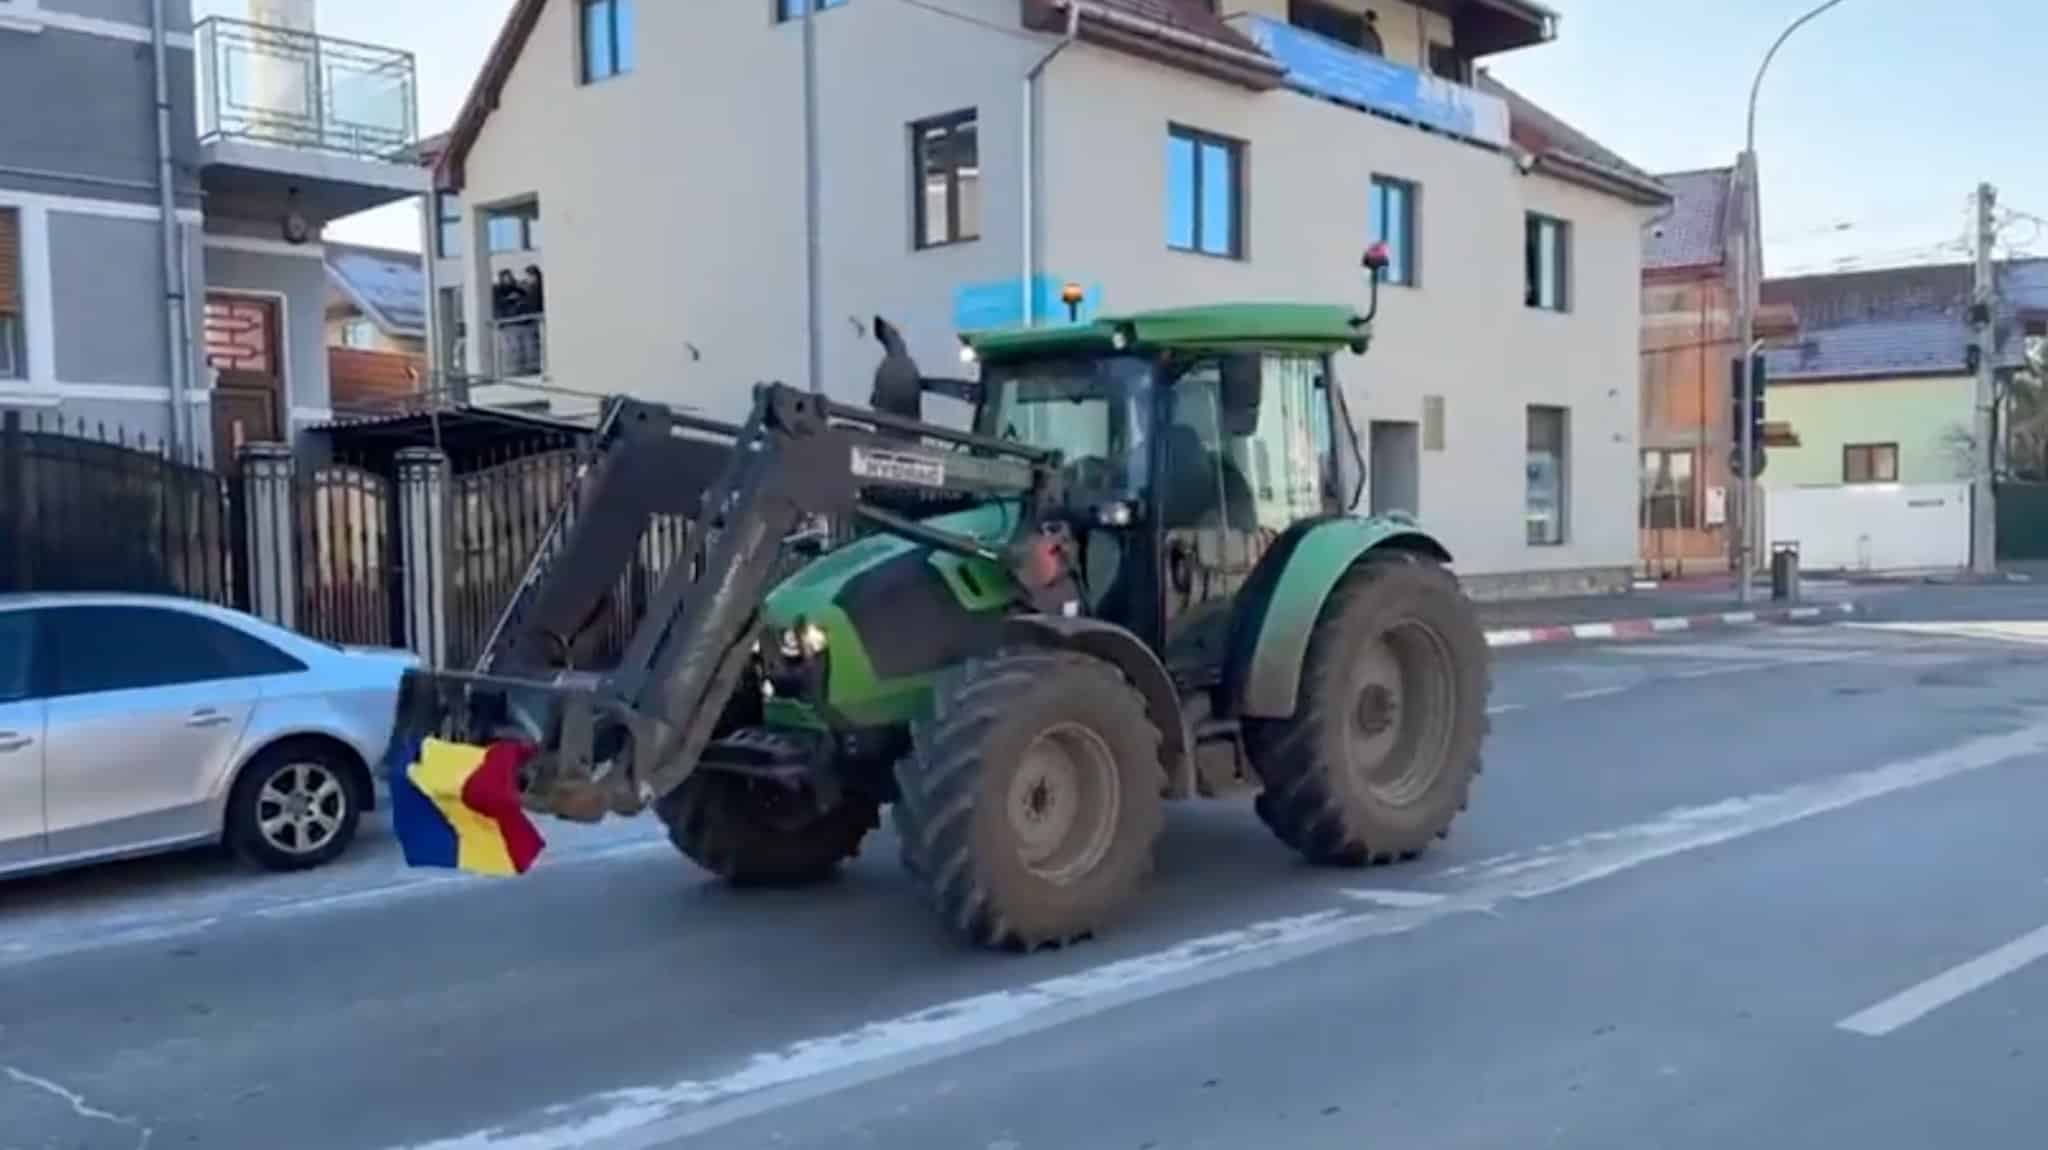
0;609;46;869
39;605;275;858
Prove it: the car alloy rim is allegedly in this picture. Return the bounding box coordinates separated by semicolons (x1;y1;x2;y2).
257;762;348;855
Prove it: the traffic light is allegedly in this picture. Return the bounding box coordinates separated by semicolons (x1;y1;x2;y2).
1729;352;1768;478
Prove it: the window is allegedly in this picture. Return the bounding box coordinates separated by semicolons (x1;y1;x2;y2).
1428;42;1470;83
0;611;34;704
1167;126;1245;259
1641;448;1697;530
912;110;979;249
1526;405;1568;545
1526;213;1569;311
1233;354;1332;529
1844;443;1899;485
0;207;21;380
579;0;634;83
41;607;304;697
486;213;537;253
1288;0;1379;53
340;318;377;349
775;0;847;21
1369;176;1417;287
435;193;462;259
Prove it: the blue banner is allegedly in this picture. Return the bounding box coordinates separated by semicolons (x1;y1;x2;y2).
953;276;1103;333
1240;16;1509;150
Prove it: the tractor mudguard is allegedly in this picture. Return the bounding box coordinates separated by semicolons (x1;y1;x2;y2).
1223;513;1453;720
1002;614;1191;792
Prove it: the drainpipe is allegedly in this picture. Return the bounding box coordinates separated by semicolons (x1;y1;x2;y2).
152;0;192;459
1021;1;1080;327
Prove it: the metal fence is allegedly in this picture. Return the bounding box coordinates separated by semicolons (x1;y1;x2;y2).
445;447;695;668
290;464;396;646
0;412;239;604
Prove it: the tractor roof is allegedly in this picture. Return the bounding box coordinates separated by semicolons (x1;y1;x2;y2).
963;302;1370;361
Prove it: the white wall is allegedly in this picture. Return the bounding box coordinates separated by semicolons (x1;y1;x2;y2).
1038;42;1646;579
1764;483;1971;573
458;0;1037;419
453;1;1649;581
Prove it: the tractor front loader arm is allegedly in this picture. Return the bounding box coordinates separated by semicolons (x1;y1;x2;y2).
387;382;1065;824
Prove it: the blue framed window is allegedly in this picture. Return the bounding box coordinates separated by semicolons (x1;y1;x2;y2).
1369;176;1417;286
580;0;635;84
776;0;847;21
1166;125;1245;259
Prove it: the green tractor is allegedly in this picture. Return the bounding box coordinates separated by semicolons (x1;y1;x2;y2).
388;271;1490;951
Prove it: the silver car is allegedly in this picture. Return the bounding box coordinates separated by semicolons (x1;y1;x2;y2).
0;592;417;879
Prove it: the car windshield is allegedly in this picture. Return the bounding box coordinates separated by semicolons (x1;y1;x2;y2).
978;354;1153;499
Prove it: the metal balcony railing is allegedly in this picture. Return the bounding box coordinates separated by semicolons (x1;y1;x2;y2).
195;16;418;162
494;316;546;379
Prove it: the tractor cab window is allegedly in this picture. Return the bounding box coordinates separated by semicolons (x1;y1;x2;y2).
979;354;1153;505
1162;353;1332;531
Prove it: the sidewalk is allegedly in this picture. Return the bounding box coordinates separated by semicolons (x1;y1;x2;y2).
1476;575;1862;649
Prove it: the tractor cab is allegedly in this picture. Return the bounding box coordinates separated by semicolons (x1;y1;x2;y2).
951;301;1376;672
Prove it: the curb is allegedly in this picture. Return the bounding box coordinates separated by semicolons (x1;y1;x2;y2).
1484;601;1859;649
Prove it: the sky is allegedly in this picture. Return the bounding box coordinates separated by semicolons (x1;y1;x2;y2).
221;0;2048;278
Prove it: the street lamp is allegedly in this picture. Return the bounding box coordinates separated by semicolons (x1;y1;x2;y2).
1734;0;1849;603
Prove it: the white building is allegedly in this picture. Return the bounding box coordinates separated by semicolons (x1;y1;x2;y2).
427;0;1667;594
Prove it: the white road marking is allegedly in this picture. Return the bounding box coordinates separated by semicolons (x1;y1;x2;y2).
1650;616;1691;632
1486;628;1535;648
2;1066;152;1148
398;717;2048;1150
1562;686;1628;701
1485;703;1526;716
1836;921;2048;1037
1850;620;2048;646
1341;889;1449;909
1572;622;1618;640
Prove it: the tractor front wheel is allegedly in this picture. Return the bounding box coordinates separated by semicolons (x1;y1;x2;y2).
1246;554;1488;866
895;650;1164;950
656;768;879;887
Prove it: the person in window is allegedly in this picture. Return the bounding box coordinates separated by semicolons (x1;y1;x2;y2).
492;269;525;320
519;265;546;316
1359;9;1383;55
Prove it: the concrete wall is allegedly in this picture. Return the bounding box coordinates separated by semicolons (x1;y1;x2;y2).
457;0;1035;418
0;15;199;208
1765;374;1974;488
1038;41;1646;581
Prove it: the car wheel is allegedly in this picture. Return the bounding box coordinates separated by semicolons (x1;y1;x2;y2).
227;742;363;871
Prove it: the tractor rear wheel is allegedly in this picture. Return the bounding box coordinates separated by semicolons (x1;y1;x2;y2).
895;649;1164;950
656;767;879;887
1246;554;1488;866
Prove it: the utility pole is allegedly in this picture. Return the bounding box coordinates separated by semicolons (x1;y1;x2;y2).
1971;181;1999;574
1735;0;1850;604
801;0;824;395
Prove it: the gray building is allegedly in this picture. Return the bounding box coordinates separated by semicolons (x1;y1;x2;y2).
0;0;427;462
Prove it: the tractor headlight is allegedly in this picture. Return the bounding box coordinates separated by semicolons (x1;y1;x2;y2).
777;620;829;660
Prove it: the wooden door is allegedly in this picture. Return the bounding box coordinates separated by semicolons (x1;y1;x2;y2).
203;293;283;459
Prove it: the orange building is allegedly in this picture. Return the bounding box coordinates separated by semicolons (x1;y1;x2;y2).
1639;166;1794;578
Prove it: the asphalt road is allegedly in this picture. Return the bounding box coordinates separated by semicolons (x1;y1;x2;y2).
9;597;2048;1149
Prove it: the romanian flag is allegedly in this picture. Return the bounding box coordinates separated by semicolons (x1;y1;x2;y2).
390;737;546;876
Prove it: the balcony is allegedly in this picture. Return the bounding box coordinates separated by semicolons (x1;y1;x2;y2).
1230;14;1510;152
493;316;546;380
194;17;430;226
